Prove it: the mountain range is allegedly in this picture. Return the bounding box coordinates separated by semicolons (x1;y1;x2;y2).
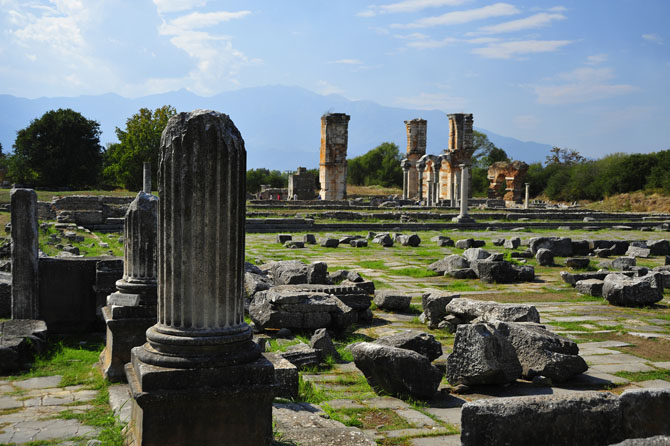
0;85;553;170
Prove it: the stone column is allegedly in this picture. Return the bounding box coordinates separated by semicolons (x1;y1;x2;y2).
143;162;152;193
11;188;39;320
525;183;530;209
417;161;425;205
101;165;159;381
401;159;410;200
454;169;461;206
319;113;350;200
433;159;442;205
452;164;475;223
125;110;275;446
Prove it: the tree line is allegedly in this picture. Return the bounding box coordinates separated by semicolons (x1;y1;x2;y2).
4;107;668;202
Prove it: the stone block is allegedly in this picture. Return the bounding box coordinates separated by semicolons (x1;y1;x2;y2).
620;388;670;439
264;352;298;400
373;291;412;312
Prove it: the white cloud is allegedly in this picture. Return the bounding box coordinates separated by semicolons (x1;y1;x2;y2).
169;10;251;30
316;80;345;95
392;3;520;29
394;92;467;110
358;0;470;17
405;36;498;49
394;32;430;40
586;53;607;65
470;12;565;35
152;0;207;14
642;33;664;45
530;66;637;105
329;59;364;65
472;39;572;59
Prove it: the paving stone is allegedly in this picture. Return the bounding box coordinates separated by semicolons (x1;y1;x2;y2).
582;353;647;365
579;340;632;349
324;399;365;409
0;396;21;410
411;435;462;446
578;347;621;355
13;376;62;390
551;316;610;322
651;362;670;370
383;427;444;438
363;397;410;409
108;384;132;425
71;389;99;402
569;371;630;386
633;379;670;389
629;332;670;340
424;407;462;426
395;409;439;427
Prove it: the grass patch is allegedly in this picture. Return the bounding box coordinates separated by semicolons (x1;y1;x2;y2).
614;369;670;382
357;260;386;269
437;282;481;292
547;321;594;332
322;406;413;431
265;335;310;353
296;375;329;404
386;268;438;278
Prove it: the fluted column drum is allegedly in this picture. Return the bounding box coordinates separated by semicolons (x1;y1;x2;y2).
137;109;258;368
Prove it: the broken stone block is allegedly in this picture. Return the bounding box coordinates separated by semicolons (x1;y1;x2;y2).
626;245;651;258
504;238;520;249
373;233;393;247
492;321;588;382
612;256;636;270
647;240;670;256
277;234;292;244
535;248;554;266
303;234;317;244
445;298;540;324
263;352;298;400
565;257;590;269
421;291;458;329
397;234;421;247
428;254;469;275
374;330;442;361
307;261;329;285
310;328;339;361
351;342;442;399
373;291;412;312
446;323;522;386
350;239;368;248
0;319;48;373
603;273;663;307
575;279;604;297
529;237;573;257
463;248;491;263
272;260;309;285
619;388;670;440
279;343;321;370
447;268;477;279
320;238;339;248
456;238;475;249
284;241;304;249
460;392;623;446
571;240;591;256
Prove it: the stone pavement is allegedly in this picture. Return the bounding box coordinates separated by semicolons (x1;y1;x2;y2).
0;376;99;445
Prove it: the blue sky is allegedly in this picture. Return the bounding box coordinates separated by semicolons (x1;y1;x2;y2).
0;0;668;158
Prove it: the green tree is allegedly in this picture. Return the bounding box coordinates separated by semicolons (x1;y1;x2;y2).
472;131;509;168
347;142;402;187
102;105;176;190
545;146;585;165
246;168;288;194
9;108;102;188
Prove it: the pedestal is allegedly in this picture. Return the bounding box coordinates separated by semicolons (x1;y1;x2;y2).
125;355;276;446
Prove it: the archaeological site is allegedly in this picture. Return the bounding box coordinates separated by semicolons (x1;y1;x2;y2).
1;108;669;446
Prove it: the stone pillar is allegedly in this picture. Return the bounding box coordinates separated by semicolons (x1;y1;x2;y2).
143;162;152;194
405;119;427;199
11;188;39;320
125;111;276;446
101;164;159;381
454;169;461;206
525;183;530;209
319;113;350;200
417;161;426;205
401;159;410;200
452;164;475;223
433;159;442;206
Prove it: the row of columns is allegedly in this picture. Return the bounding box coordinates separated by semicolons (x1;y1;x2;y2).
401;161;468;209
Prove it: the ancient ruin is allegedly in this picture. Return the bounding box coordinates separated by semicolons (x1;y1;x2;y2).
125;110;276;445
288;166;316;200
10;188;39;319
319;113;350;200
401;113;475;206
101;163;158;382
487;160;529;204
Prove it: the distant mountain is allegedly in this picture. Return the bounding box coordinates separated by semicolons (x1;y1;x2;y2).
0;85;552;170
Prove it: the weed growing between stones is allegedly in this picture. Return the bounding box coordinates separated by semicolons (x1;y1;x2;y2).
614;369;670;382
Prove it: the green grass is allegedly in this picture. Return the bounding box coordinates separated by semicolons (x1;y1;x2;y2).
357;260;386;269
296;375;329;404
386;268;438;278
546;321;594;332
265;335;310;353
437;282;481;292
614;369;670;382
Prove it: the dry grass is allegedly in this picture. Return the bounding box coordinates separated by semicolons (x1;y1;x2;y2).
347;184;402;197
583;192;670;213
586;333;670;362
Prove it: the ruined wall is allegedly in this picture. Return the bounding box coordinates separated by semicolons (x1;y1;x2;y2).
319;113;350;200
487;160;529;203
447;113;474;165
288;167;316;200
405;119;427;199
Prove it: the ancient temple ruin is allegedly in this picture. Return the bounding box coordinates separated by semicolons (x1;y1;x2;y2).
288;167;316;200
401;113;474;206
487;160;529;204
319;113;350;200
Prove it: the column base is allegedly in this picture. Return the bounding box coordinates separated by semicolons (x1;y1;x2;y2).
452;215;476;223
124;349;277;446
101;305;156;382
